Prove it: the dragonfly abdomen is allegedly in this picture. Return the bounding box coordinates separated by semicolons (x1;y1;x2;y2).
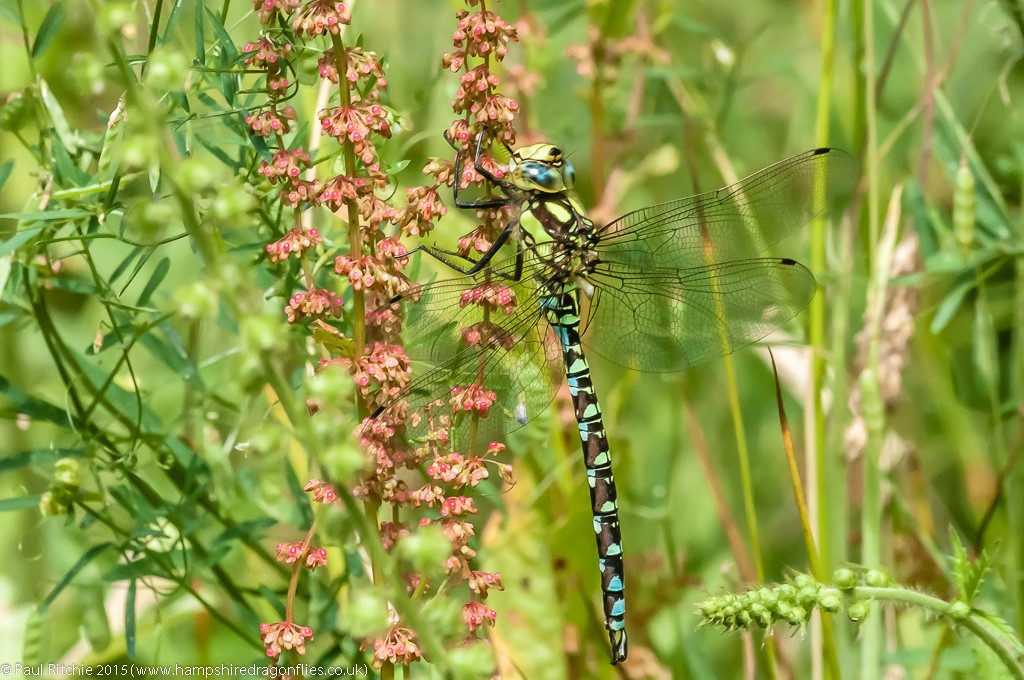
541;289;629;664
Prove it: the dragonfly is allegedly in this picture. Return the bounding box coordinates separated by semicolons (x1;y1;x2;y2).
371;134;850;664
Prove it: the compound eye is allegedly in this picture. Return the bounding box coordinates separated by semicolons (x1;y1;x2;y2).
563;160;576;189
522;161;560;190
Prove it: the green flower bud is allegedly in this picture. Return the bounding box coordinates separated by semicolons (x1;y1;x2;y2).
749;603;772;628
847;600;870;622
798;585;820;607
818;588;842;613
864;569;888;587
785;605;807;626
39;491;61;516
792;573;815;589
833;567;857;590
54;458;81;487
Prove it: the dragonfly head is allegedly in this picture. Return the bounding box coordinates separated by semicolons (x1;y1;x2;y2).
508;144;576;193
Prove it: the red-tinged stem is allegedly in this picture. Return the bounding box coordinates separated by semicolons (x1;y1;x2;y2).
331;33;367;405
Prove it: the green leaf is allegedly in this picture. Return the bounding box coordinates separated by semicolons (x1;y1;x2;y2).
0;208;92;221
136;257;170;307
162;0;186;47
39;80;78;153
31;3;66;59
0;2;24;26
193;1;206;66
0;374;72;426
51;134;90;186
0;225;43;257
950;528;989;603
0;448;85;474
109;246;144;286
0;255;11;296
972;296;998;393
0;160;13;193
47;277;99;296
41;542;115;608
203;6;239;104
125;578;137;660
931;279;972;333
0;495;42;512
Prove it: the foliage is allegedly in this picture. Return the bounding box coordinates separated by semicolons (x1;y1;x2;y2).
1;0;1024;678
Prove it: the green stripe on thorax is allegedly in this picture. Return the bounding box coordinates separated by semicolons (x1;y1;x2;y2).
519;194;590;242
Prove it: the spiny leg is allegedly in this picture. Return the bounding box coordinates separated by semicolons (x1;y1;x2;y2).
401;132;524;277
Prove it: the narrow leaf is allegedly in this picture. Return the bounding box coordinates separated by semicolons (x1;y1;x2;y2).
0;209;91;221
0;226;42;257
0;256;10;297
41;542;115;608
931;281;972;333
0;448;84;474
161;0;185;47
0;374;72;426
39;80;78;153
193;2;206;65
0;495;41;512
0;160;13;193
125;578;137;659
31;3;67;59
136;257;170;307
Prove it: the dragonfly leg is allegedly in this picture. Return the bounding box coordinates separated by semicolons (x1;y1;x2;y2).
445;131;511;209
397;229;522;281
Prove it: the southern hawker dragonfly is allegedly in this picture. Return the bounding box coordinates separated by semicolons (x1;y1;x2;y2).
371;135;850;664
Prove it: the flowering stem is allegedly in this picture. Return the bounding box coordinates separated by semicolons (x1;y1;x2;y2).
285;520;319;622
330;32;367;392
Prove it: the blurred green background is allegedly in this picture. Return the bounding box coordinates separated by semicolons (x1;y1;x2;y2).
2;0;1024;678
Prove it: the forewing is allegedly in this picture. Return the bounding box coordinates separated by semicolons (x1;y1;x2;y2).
595;147;853;268
373;253;561;446
582;148;848;372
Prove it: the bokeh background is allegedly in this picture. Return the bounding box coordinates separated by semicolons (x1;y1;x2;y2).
2;0;1024;678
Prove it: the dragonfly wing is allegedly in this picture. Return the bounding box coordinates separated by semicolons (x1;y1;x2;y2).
584;258;817;372
595;147;853;266
582;148;848;372
372;253;561;446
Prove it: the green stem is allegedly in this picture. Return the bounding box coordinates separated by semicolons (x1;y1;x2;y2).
852;587;1024;680
859;0;883;675
810;0;843;674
